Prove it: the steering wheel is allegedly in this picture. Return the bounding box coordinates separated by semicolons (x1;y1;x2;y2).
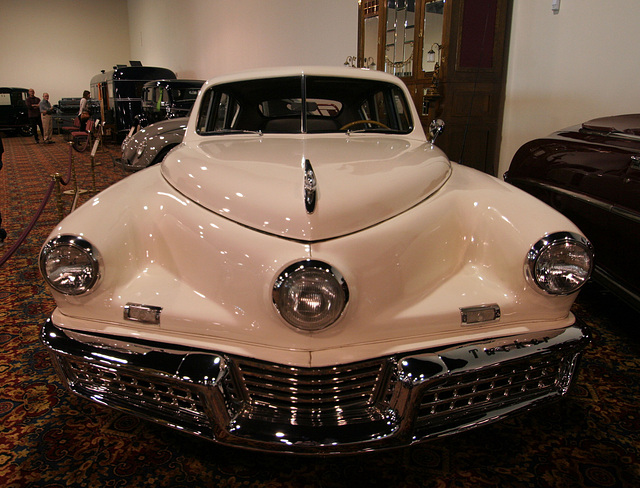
340;119;390;131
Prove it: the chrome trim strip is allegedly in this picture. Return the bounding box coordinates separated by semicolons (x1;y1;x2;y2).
509;178;640;225
580;128;640;143
592;266;640;313
398;324;587;386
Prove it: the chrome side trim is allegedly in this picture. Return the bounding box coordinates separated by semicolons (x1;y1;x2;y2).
508;178;640;225
592;266;640;313
580;128;640;143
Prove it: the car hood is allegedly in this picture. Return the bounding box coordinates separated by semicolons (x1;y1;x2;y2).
123;117;188;152
161;135;451;241
142;117;189;136
581;113;640;136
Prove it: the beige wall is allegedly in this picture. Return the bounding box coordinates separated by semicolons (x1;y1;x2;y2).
0;0;131;102
0;0;356;103
126;0;359;80
2;0;639;180
499;0;640;175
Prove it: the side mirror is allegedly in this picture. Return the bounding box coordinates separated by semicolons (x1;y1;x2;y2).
428;119;445;144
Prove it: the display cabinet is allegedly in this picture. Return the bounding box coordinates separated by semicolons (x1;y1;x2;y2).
357;0;512;175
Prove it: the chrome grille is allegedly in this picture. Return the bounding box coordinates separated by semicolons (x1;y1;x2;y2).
229;357;392;426
59;356;212;431
416;354;569;427
42;318;589;452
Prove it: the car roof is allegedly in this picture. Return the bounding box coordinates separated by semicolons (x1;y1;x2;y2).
201;66;406;89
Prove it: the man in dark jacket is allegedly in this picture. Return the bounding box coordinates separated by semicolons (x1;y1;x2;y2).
26;88;44;143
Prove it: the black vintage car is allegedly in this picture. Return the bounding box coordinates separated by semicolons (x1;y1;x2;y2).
0;87;31;136
90;64;176;139
139;79;204;126
505;114;640;311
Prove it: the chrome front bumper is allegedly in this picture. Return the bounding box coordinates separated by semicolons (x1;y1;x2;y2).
41;319;589;454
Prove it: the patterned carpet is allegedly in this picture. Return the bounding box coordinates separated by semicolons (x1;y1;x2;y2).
0;132;639;487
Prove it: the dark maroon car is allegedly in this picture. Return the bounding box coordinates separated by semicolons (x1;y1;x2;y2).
505;114;640;311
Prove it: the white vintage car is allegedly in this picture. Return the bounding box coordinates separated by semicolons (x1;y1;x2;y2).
39;67;593;454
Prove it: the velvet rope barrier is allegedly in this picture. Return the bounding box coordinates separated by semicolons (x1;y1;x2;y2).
0;143;75;268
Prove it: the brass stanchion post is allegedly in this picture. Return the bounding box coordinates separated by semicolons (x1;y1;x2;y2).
63;142;87;211
52;173;64;221
89;136;101;193
90;154;96;193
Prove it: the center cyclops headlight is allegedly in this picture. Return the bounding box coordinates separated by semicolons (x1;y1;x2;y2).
39;235;101;295
273;260;349;331
527;232;594;295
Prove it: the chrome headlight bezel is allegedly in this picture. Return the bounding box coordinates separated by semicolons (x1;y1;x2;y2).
39;235;102;296
136;138;147;157
526;231;594;295
272;260;349;332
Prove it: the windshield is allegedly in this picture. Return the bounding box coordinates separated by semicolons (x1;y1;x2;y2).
196;75;413;135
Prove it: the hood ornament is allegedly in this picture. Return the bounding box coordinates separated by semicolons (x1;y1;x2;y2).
428;119;445;145
304;159;317;214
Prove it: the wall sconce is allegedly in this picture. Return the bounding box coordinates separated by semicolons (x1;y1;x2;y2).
344;56;376;69
426;43;442;63
344;56;357;68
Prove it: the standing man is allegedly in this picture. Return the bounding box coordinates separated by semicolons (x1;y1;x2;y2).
26;88;44;143
39;92;54;143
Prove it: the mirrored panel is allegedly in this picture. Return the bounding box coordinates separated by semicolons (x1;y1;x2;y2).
363;16;379;69
422;0;445;73
385;0;415;77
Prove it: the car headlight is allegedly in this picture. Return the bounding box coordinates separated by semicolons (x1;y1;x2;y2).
39;235;101;295
526;232;593;295
273;260;349;331
136;139;147;157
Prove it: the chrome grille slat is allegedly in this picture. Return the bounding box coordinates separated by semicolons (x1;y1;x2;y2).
244;378;379;401
417;356;563;422
238;363;383;384
63;357;210;423
242;383;380;406
230;356;389;425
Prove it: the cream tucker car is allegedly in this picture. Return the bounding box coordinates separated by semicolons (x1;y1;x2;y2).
40;67;593;454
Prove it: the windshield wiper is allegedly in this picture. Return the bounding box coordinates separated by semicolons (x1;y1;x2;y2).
346;128;402;135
